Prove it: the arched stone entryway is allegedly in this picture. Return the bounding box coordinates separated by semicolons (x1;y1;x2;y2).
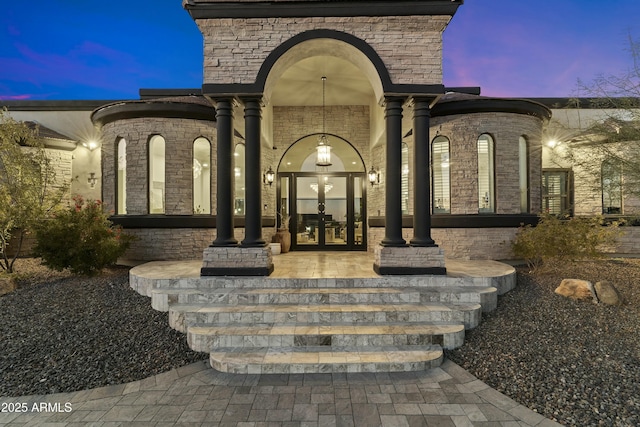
277;133;367;251
198;12;449;275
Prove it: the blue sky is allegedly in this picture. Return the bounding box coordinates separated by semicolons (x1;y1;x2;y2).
1;0;638;100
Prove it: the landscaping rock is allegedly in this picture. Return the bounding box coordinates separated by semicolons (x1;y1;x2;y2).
555;278;595;300
595;280;624;305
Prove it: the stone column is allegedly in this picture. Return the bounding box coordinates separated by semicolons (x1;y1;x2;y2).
410;97;437;247
202;97;273;276
381;96;407;247
240;97;266;247
211;98;238;247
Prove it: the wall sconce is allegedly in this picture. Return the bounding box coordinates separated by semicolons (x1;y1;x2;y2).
264;167;275;187
82;140;99;151
368;166;380;186
88;172;98;189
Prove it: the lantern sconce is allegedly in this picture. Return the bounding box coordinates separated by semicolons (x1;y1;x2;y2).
263;166;275;187
88;172;98;189
368;166;380;187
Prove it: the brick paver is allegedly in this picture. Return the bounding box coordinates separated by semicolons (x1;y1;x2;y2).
0;360;563;426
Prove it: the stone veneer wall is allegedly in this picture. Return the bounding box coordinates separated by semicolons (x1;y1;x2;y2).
196;16;450;86
367;227;518;260
123;227;277;261
430;113;543;215
100;118;217;215
272;105;370;168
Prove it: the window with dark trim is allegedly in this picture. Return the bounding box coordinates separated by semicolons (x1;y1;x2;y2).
193;137;211;214
116;138;127;215
477;134;495;213
519;136;529;213
432;136;450;214
149;135;165;214
542;169;573;216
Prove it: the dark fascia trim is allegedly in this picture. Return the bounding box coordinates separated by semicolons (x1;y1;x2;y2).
139;88;203;100
184;1;462;19
201;83;446;98
373;265;447;276
201;265;274;276
445;87;481;96
527;97;640;109
91;102;217;126
110;215;276;229
368;214;539;228
431;98;551;121
1;100;123;111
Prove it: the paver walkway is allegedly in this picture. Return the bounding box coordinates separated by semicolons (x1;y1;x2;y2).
0;360;562;426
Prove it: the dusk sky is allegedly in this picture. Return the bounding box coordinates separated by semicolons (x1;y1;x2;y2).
1;0;638;100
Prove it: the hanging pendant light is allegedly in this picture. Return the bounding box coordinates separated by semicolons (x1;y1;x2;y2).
316;76;332;167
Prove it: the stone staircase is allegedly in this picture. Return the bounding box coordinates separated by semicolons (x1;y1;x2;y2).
130;259;515;374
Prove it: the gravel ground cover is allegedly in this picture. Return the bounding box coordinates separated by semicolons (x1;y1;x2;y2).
447;259;640;427
0;259;207;397
1;258;638;426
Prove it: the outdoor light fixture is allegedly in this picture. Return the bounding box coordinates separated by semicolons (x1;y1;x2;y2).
264;167;275;186
83;140;99;151
316;76;332;167
368;166;379;186
88;172;98;188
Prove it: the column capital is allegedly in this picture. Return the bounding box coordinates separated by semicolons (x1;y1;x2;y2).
238;95;264;106
381;95;408;107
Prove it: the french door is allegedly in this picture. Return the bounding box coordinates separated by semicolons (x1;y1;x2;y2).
278;172;366;251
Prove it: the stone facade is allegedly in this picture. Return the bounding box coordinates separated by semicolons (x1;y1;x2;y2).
368;227;519;260
196;16;450;87
100;117;217;215
202;246;274;275
374;246;445;269
430;112;543;215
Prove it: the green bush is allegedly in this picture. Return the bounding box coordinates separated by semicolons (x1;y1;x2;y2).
34;196;134;276
512;213;621;271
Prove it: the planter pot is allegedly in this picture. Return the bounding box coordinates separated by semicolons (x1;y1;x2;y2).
269;242;281;255
273;229;291;253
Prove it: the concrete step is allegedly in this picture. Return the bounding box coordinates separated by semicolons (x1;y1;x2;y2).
151;286;498;313
169;302;482;333
187;322;465;353
208;345;444;374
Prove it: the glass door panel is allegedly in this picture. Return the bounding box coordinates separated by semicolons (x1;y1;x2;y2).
296;176;319;246
323;176;347;246
354;176;364;247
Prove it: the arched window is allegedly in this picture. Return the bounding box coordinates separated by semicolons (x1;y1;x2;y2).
602;159;622;214
519;136;529;213
432;136;450;214
116;138;127;215
234;143;245;216
401;142;409;214
149;135;165;214
193;137;211;214
477;134;495;213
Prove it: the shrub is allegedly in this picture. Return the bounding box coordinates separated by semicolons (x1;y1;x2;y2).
34;196;134;276
512;213;621;271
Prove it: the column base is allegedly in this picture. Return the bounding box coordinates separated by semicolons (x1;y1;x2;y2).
373;245;446;275
201;246;274;276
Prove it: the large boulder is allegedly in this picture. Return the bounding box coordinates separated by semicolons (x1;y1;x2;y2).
594;281;624;306
555;279;596;301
